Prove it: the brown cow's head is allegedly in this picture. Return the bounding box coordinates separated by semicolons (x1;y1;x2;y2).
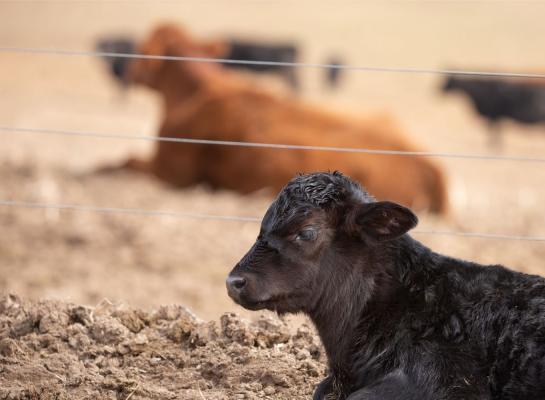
127;24;228;93
226;172;418;315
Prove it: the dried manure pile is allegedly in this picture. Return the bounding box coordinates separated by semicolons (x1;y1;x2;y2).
0;295;325;399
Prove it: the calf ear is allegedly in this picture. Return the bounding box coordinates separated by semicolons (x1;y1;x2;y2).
356;201;418;242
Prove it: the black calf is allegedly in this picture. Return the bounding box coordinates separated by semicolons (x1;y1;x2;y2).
227;171;545;399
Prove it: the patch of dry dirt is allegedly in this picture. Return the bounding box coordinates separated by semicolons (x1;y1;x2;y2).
0;294;325;400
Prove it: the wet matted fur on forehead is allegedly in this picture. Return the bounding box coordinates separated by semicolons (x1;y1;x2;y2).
287;171;372;206
264;172;374;230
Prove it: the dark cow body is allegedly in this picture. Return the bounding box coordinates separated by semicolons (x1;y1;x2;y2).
227;172;545;399
224;39;300;90
442;76;545;146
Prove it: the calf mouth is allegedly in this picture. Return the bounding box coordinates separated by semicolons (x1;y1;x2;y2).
231;293;300;313
228;293;274;311
238;299;273;311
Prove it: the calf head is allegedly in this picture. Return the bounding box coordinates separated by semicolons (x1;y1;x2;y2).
126;24;228;93
226;172;418;315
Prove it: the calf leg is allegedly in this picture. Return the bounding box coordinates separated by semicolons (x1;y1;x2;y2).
347;370;427;400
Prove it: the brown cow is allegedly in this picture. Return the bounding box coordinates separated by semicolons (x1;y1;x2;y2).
105;24;448;214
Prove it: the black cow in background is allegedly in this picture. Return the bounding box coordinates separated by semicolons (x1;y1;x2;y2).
442;76;545;147
223;39;300;91
96;35;344;92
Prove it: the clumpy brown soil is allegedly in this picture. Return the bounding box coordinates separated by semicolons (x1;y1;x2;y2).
0;295;325;400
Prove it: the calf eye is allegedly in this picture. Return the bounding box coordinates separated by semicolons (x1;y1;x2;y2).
295;228;317;242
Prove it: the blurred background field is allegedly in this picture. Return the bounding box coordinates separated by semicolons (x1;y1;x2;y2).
1;0;545;321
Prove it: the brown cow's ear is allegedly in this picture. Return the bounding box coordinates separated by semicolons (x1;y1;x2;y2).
355;201;418;242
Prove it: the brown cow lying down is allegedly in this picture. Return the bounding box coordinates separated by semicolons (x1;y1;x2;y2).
106;24;448;214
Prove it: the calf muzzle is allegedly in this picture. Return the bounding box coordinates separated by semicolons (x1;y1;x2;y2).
226;274;247;301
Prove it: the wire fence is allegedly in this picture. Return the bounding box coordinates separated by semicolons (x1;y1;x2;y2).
2;39;545;244
2;199;545;242
3;126;545;164
2;46;545;79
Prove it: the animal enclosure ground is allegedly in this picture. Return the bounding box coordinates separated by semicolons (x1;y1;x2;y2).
0;295;325;400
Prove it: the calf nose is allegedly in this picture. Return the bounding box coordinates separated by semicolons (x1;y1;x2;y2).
226;275;247;294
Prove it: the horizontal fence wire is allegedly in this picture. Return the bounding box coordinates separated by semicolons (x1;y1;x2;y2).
3;126;545;163
2;46;545;79
1;199;544;242
2;0;537;2
0;200;260;222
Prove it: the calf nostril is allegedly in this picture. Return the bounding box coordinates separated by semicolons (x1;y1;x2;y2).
227;276;247;291
234;277;246;289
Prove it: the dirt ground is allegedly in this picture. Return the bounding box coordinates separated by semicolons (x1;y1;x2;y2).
0;294;325;399
1;2;545;398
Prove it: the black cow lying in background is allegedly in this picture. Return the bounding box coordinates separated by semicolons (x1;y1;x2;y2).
442;75;545;147
96;35;344;92
227;171;545;399
222;39;300;91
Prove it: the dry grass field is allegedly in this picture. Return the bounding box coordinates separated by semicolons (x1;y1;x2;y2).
1;1;545;398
